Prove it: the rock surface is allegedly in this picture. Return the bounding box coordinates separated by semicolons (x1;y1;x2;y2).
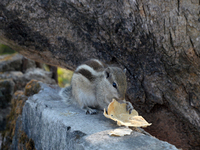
0;79;14;136
19;81;178;150
1;90;30;150
0;53;36;72
0;79;14;108
0;53;56;90
0;0;200;149
0;54;56;147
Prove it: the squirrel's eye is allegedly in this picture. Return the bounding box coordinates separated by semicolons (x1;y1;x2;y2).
113;82;117;88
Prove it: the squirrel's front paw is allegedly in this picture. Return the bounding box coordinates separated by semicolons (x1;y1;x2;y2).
85;107;97;115
126;101;134;114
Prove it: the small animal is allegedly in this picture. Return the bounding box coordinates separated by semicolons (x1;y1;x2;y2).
59;59;133;114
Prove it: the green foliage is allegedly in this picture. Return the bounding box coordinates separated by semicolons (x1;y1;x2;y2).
0;44;15;55
42;64;50;72
57;68;73;87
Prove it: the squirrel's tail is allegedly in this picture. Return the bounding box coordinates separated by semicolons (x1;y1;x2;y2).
59;86;72;103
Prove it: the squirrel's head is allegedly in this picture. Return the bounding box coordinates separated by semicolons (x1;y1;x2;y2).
104;67;127;101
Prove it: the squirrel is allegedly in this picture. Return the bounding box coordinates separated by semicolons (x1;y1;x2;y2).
59;59;133;114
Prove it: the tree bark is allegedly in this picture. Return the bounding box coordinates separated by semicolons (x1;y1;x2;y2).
0;0;199;149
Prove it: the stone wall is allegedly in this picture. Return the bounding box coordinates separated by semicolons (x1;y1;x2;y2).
2;80;179;150
0;54;56;149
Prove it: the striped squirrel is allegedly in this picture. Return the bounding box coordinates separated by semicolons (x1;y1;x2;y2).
59;59;133;114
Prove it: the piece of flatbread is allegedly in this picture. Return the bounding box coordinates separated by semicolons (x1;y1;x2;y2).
104;99;151;127
109;127;132;136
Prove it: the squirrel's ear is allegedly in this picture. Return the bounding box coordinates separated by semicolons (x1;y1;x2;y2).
104;67;110;78
123;68;126;73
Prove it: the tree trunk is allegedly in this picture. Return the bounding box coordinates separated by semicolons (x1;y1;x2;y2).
0;0;199;149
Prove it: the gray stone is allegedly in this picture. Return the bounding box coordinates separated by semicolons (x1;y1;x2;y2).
0;79;14;108
21;82;178;150
0;53;36;72
0;69;56;91
0;79;14;142
77;131;177;150
0;107;11;131
0;71;25;90
24;68;55;84
0;54;23;72
11;115;24;150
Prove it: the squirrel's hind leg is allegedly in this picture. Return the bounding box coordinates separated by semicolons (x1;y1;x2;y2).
84;106;98;115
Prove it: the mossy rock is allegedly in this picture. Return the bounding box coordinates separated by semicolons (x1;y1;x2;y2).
24;80;41;97
1;80;41;150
